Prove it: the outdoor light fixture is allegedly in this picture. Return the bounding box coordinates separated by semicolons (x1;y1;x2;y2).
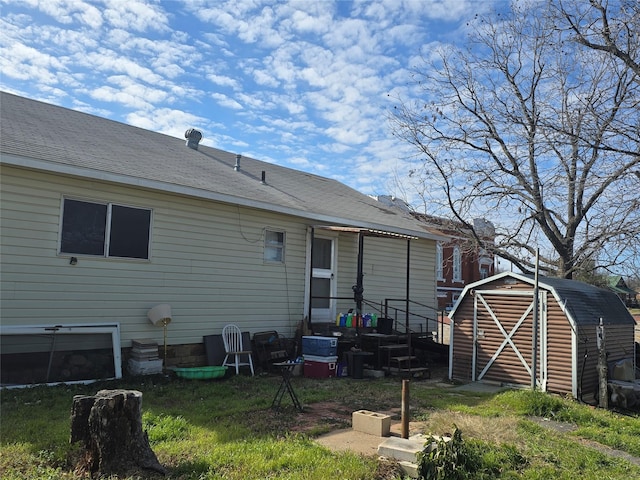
147;304;172;367
69;257;78;265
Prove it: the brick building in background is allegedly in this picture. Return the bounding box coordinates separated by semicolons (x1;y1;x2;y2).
414;215;495;311
375;197;495;313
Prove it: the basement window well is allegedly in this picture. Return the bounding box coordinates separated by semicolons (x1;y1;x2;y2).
0;323;122;388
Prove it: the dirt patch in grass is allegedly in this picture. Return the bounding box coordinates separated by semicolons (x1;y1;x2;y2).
292;401;354;433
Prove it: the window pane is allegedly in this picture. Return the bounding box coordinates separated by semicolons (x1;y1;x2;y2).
453;247;462;281
265;230;283;246
61;199;107;255
265;246;283;262
108;205;151;259
264;230;284;262
311;278;330;308
312;238;332;269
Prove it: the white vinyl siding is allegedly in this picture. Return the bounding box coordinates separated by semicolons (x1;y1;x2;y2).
0;166;306;346
333;234;437;327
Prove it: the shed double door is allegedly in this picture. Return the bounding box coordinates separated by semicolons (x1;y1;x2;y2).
472;291;547;389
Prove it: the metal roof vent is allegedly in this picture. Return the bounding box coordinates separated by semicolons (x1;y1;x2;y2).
234;154;241;171
185;128;203;150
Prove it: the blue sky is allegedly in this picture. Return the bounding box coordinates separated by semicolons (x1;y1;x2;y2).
0;0;499;206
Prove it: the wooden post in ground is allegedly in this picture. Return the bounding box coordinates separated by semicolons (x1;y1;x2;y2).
70;389;166;477
401;379;410;439
596;318;608;409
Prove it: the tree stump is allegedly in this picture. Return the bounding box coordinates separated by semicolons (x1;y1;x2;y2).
70;389;166;477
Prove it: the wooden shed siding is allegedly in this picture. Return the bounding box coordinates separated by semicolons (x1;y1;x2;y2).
451;273;636;398
544;301;575;394
452;287;577;392
475;294;535;386
451;299;475;381
1;166;309;347
575;324;636;400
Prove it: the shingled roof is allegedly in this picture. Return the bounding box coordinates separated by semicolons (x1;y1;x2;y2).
0;92;445;241
450;271;635;327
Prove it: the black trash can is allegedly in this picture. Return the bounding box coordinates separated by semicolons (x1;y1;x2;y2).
377;317;393;335
349;351;373;379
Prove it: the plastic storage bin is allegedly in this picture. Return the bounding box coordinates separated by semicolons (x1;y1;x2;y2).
303;355;338;378
302;336;338;356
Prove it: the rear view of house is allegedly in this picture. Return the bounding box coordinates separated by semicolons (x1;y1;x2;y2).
449;272;636;403
0;92;446;386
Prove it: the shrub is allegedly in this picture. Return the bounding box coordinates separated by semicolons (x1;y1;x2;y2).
417;426;527;480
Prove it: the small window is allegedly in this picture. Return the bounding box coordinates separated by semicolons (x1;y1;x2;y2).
60;199;151;260
264;230;285;263
436;242;444;280
453;246;462;282
480;267;489;279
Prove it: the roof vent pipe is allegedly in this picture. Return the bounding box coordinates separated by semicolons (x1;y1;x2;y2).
185;129;203;150
261;170;266;184
234;154;241;171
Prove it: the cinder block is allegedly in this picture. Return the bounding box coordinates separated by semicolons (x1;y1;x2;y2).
128;358;163;375
352;409;391;437
377;436;425;463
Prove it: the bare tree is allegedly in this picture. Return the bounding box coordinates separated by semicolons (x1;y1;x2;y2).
390;1;640;279
558;0;640;76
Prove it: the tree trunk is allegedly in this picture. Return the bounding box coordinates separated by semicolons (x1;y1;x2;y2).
70;389;166;477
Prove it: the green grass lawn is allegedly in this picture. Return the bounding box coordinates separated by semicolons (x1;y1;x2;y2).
1;372;640;479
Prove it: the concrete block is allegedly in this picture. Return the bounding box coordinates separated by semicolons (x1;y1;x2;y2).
398;460;419;479
377;436;425;463
128;358;163;375
352;410;391;437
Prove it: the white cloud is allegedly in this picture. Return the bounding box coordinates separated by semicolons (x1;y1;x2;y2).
252;69;280;88
91;81;167;110
211;92;243;110
0;0;492;200
102;0;170;32
127;107;207;137
12;0;104;27
207;74;240;89
81;49;167;85
0;42;66;84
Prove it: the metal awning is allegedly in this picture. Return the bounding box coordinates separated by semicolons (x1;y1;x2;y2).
314;225;419;240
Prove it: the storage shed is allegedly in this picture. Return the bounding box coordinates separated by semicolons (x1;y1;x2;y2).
449;272;636;402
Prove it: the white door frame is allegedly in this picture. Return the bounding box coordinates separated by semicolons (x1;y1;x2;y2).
304;229;338;323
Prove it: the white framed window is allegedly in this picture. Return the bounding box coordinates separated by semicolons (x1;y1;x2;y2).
453;246;462;282
264;229;285;263
60;198;151;260
436;242;444;280
481;267;489;279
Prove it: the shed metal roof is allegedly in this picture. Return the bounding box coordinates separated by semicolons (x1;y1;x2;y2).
0;92;446;242
450;271;635;327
